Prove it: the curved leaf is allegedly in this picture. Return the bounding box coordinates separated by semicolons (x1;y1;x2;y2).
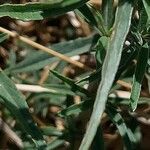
0;0;88;21
79;1;134;149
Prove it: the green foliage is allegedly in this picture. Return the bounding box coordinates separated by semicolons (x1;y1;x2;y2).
0;0;150;149
0;33;8;42
106;104;136;150
102;0;114;30
130;44;149;111
0;70;46;148
6;35;94;73
79;1;134;149
142;0;150;26
0;0;88;21
77;4;108;35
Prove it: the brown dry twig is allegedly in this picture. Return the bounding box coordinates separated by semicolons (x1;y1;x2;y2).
0;27;91;70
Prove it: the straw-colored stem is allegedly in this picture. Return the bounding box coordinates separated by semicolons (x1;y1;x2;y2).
0;27;90;70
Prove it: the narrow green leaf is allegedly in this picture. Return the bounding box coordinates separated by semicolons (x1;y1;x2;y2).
95;36;108;65
115;44;138;81
102;0;114;29
0;70;46;148
46;138;65;150
110;97;150;106
0;33;8;43
92;126;105;150
50;70;90;97
59;100;93;117
138;8;148;32
106;104;136;150
27;92;66;106
77;4;98;29
44;84;76;96
41;126;63;136
79;1;134;149
130;44;149;111
0;0;88;21
6;36;94;73
77;4;108;35
142;0;150;24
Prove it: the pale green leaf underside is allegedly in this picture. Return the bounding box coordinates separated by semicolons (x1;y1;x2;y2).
79;1;134;149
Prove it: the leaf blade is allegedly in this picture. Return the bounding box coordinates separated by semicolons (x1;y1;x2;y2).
106;104;136;150
7;36;94;73
0;0;88;21
130;44;149;111
142;0;150;25
0;70;46;148
79;1;134;149
0;33;8;43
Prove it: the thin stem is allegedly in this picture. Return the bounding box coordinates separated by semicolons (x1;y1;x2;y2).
0;27;91;70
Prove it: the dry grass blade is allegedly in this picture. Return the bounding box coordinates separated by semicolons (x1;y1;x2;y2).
0;118;23;148
15;84;57;93
0;27;90;70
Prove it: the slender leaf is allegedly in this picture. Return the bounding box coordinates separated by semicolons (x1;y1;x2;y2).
95;36;108;66
6;36;94;73
77;4;98;29
46;138;65;150
115;44;138;81
0;70;46;148
0;0;88;21
59;100;93;117
41;126;63;136
110;97;150;106
27;92;66;106
59;96;150;117
0;33;8;43
77;4;108;35
102;0;114;29
42;84;75;96
138;8;148;32
79;1;134;149
50;70;90;97
142;0;150;24
130;44;149;111
92;125;105;150
106;104;136;150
